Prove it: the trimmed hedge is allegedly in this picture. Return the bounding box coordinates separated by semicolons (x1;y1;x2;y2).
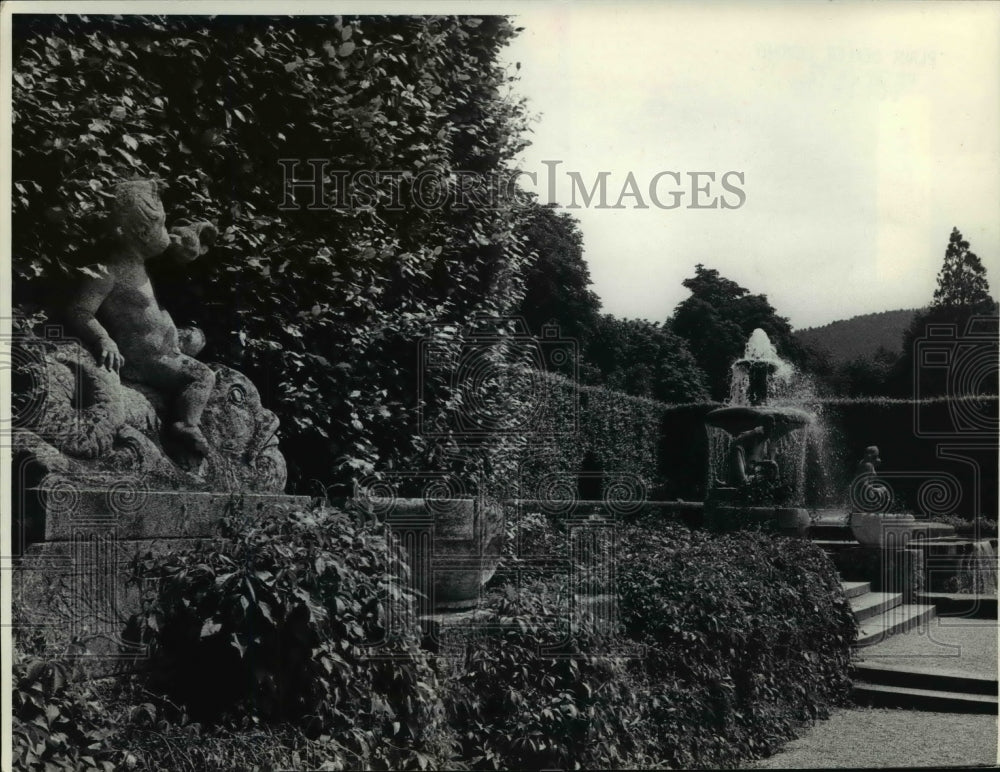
12;14;533;493
617;526;856;767
489;370;675;502
466;513;855;769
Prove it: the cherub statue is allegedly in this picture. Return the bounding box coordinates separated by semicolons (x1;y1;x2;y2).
726;414;779;486
64;179;218;464
853;445;890;510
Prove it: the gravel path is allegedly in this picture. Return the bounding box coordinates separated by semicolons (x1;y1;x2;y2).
858;616;998;678
750;707;998;768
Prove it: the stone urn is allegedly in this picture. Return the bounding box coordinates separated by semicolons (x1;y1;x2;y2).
372;497;505;612
850;512;919;548
775;507;810;537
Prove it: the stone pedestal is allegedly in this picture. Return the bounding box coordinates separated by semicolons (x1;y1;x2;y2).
830;546;925;603
356;497;505;613
12;489;311;659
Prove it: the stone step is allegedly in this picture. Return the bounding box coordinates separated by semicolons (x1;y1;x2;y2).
854;603;937;647
852;682;998;714
850;591;903;622
916;592;998;619
852;660;998;696
840;580;871;599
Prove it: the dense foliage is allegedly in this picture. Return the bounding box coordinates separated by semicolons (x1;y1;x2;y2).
617;526;857;768
445;583;639;770
515;203;602;356
12;643;117;772
125;505;457;769
453;514;856;769
12;14;533;491
584;315;710;403
14;503;859;771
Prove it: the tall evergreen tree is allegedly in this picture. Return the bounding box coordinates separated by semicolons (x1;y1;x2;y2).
516;203;602;351
932;227;994;311
889;227;998;397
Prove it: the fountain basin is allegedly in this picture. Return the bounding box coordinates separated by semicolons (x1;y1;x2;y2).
706;504;810;537
705;406;813;437
850;512;955;548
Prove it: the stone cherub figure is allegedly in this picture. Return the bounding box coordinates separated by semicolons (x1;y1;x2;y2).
853;445;890;510
726;414;779;486
65;179;218;464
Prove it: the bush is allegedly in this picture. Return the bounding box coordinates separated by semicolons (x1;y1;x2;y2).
617;527;857;768
12;640;117;772
444;579;640;770
126;504;458;770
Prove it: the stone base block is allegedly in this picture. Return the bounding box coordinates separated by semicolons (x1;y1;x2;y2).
831;546;925;603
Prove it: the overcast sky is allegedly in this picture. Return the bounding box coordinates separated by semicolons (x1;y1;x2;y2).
501;2;1000;330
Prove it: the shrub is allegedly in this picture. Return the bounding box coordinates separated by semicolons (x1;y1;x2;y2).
126;504;458;770
617;527;857;768
444;579;640;770
934;514;998;538
12;640;117;772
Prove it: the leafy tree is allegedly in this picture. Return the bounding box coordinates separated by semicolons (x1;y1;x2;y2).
583;315;709;403
831;346;899;397
516;203;602;356
668;265;804;400
12;15;533;491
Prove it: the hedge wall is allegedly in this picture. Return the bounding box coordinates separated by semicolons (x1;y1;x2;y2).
491;370;676;504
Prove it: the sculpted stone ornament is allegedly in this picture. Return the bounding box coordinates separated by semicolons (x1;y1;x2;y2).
64;179;218;468
13;340;287;494
13;178;287;493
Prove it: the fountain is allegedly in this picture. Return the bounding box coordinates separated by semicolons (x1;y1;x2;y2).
703;329;814;535
697;329;994;603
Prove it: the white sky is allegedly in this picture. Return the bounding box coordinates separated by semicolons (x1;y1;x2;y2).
502;1;1000;329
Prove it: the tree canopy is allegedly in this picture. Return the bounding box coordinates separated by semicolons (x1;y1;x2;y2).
668;264;803;400
583;315;709;404
516;202;602;358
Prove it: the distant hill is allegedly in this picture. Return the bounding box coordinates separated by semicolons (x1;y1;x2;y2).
795;308;924;363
